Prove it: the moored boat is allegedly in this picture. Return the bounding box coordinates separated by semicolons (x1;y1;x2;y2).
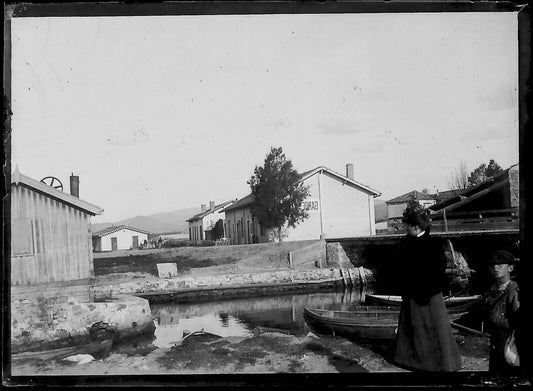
364;294;482;309
303;306;471;343
12;339;113;362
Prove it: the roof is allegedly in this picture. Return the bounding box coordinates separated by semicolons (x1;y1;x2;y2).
300;166;381;196
185;200;235;222
92;224;151;237
386;190;435;204
434;189;465;201
222;194;255;213
223;165;381;213
11;168;103;216
429;164;518;217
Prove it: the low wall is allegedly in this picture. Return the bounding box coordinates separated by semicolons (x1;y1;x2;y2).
94;268;364;303
11;295;154;353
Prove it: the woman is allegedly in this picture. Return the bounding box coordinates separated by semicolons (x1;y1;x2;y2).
393;200;462;372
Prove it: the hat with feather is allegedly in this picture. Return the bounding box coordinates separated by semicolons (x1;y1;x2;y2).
401;199;430;230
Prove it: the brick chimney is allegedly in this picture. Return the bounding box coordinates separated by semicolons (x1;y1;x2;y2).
210;201;215;211
70;173;79;198
346;163;354;180
201;204;206;212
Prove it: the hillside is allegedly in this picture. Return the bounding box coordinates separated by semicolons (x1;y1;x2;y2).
374;199;387;223
91;200;389;235
91;207;199;235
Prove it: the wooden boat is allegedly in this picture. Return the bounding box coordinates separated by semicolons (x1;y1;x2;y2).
364;294;482;309
12;339;113;362
181;330;222;344
303;306;471;343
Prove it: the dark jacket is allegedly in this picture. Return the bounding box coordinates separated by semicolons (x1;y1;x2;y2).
483;280;520;374
397;228;448;304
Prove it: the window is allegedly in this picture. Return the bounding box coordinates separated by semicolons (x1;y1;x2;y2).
12;218;34;256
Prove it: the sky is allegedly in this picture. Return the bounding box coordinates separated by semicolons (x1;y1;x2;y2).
10;12;519;224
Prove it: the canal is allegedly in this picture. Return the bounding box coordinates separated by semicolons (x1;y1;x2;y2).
114;288;372;353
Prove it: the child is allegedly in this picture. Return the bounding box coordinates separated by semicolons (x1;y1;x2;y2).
483;250;520;375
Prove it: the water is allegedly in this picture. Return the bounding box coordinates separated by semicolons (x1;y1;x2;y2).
150;288;368;348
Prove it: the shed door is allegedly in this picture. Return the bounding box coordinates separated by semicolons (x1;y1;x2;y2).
132;236;139;249
111;237;118;251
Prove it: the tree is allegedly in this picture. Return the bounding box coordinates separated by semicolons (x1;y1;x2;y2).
467;159;503;188
248;147;311;242
448;159;504;191
448;160;469;191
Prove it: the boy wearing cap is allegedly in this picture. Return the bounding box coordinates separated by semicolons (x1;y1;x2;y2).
484;250;520;374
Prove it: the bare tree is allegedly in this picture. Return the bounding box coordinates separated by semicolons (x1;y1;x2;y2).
448;160;469;191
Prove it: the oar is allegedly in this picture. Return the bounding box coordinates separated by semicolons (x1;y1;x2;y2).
450;321;489;337
443;286;470;301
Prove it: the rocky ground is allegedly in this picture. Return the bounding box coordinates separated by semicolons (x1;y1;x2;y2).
11;328;490;376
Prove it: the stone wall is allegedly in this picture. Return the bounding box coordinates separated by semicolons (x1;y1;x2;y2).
94;268;352;298
290;239;327;268
326;242;355;268
11;295;154;353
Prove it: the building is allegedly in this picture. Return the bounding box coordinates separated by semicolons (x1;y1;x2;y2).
385;190;437;232
185;200;234;242
91;225;150;252
429;164;519;232
223;164;381;244
10;169;103;301
385;188;466;232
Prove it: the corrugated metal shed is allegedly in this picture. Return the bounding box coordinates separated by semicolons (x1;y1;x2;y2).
10;169;103;288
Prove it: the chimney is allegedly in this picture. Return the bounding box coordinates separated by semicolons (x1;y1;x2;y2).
70;173;79;198
210;201;215;211
201;204;206;212
346;163;354;180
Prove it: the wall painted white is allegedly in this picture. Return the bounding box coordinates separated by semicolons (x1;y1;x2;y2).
99;228;148;251
284;171;376;241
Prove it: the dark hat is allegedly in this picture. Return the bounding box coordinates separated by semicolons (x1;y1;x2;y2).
401;200;430;230
488;250;518;265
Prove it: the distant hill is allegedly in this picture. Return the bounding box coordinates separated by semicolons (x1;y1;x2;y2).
92;201;389;235
91;207;199;235
374;199;388;223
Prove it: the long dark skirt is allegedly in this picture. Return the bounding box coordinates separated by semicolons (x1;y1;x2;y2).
394;293;462;372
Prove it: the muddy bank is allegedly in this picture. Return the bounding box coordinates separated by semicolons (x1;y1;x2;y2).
10;330;491;375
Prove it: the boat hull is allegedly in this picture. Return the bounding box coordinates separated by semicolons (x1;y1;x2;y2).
365;294;482;309
303;307;469;343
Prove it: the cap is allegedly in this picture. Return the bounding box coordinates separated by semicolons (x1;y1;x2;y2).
488;250;518;265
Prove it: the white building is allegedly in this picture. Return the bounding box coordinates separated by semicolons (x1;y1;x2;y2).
223;164;381;244
185;200;234;242
92;225;150;252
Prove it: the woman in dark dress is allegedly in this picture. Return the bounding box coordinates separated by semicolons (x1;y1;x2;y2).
393;200;462;372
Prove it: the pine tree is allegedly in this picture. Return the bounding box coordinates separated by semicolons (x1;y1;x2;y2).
247;147;311;242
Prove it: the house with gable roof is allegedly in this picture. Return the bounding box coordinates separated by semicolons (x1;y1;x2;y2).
185;200;235;242
223;164;381;244
92;225;151;252
385;190;437;232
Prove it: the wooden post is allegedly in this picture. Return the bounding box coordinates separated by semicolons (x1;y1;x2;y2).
287;252;293;268
443;209;448;232
358;266;367;287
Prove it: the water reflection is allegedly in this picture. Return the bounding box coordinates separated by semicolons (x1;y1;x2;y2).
150;288;369;348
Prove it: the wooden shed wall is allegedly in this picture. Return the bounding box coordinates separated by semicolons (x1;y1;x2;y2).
11;184;94;285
